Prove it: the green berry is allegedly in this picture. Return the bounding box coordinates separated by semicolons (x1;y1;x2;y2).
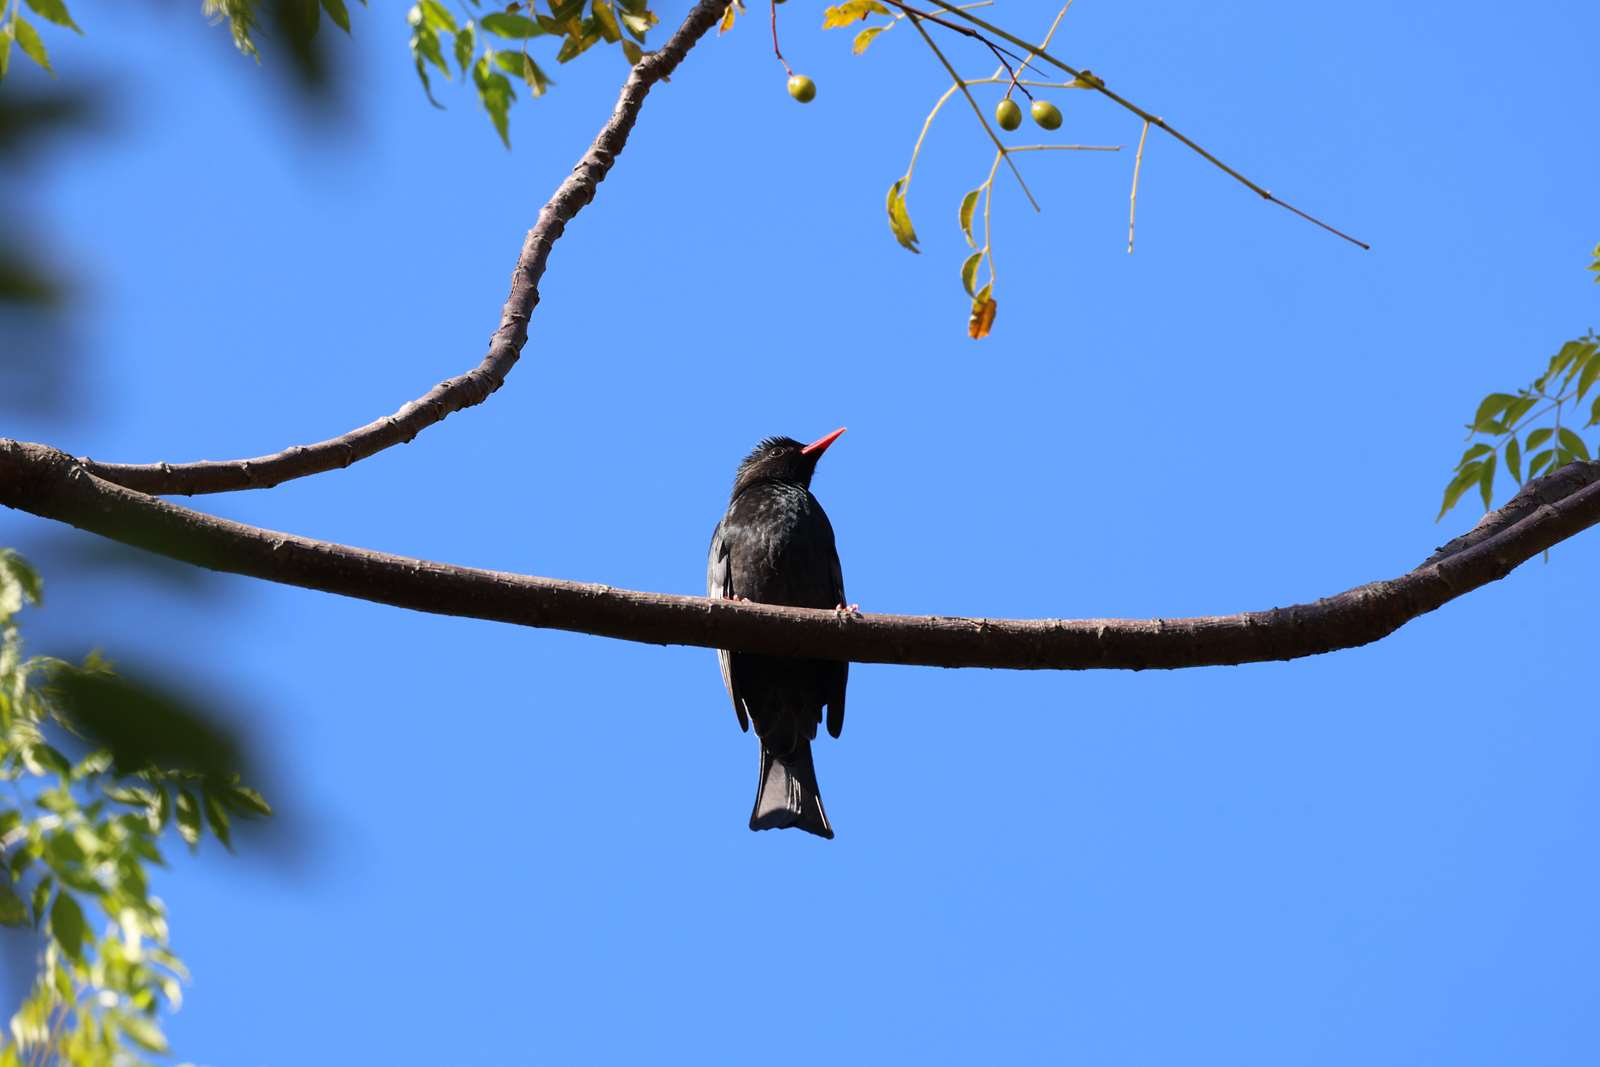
787;74;816;104
1030;99;1063;130
995;98;1022;131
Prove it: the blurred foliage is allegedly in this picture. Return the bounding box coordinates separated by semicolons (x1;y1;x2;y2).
0;84;97;418
0;551;270;1066
1440;245;1600;519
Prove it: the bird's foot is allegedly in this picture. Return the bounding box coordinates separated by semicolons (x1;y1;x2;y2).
835;602;862;617
723;594;751;603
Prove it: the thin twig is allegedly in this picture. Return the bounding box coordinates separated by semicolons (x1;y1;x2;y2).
905;13;1039;211
1010;144;1121;152
923;0;1370;249
769;0;791;75
1127;118;1150;253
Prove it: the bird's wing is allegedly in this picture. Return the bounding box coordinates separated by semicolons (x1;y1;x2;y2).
706;519;749;732
822;516;848;739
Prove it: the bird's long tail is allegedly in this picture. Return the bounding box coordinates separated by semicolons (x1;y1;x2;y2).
750;739;834;839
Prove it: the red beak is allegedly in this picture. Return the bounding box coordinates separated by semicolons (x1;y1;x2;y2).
799;426;847;457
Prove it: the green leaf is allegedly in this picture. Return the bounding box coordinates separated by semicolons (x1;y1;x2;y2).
885;178;920;253
1589;393;1600;428
481;12;542;38
960;251;981;297
1528;448;1555;479
593;1;622;43
453;23;475;74
851;25;885;54
48;890;84;960
412;54;444;108
1455;443;1493;469
620;38;642;64
618;7;655;38
1557;340;1589;386
473;56;516;145
116;1012;168;1054
0;885;27;927
1506;435;1522;484
419;0;456;33
22;0;79;33
1501;394;1537;429
1477;450;1496;510
0;25;12;81
1469;393;1515;432
821;0;890;29
1557;426;1590;461
175;789;201;849
958;188;979;248
555;24;600;62
13;15;49;75
319;0;350;34
1437;461;1483;520
1576;346;1600;401
1525;427;1553;450
30;876;50;926
202;788;232;850
220;784;273;818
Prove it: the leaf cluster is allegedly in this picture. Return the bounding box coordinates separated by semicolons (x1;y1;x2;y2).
408;0;659;146
1440;256;1600;520
0;552;271;1067
0;0;81;81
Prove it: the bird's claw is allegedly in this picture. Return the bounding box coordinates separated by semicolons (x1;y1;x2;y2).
835;602;862;617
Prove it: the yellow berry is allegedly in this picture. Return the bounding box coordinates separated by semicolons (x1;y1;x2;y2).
787;74;816;103
995;98;1022;131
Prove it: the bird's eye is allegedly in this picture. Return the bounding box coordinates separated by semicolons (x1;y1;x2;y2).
768;447;784;458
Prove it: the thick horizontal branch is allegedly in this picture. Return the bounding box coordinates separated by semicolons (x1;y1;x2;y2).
76;0;730;497
4;439;1598;670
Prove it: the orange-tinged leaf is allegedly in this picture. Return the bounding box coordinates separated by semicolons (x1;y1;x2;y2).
718;1;740;34
968;291;997;340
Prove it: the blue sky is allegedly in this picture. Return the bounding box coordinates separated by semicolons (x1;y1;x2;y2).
3;0;1600;1063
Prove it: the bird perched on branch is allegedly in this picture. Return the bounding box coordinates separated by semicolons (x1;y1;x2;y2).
707;428;851;839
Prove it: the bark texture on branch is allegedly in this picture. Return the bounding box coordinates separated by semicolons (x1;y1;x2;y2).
77;0;731;497
5;439;1598;671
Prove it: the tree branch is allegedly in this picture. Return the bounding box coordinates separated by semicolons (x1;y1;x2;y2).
4;438;1598;671
75;0;732;497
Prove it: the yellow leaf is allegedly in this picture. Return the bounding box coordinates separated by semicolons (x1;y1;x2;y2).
822;1;889;30
960;251;982;297
719;1;741;34
885;178;920;254
852;25;885;54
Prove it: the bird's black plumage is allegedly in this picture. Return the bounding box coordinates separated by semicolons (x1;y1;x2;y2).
707;430;848;839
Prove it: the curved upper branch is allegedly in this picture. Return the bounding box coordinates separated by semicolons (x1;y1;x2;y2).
76;0;731;497
4;438;1597;670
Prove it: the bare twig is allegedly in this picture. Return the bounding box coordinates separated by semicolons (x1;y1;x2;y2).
4;439;1597;671
1127;118;1150;253
76;0;734;496
769;0;791;75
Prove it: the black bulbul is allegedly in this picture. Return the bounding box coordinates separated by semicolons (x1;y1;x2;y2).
707;428;849;839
